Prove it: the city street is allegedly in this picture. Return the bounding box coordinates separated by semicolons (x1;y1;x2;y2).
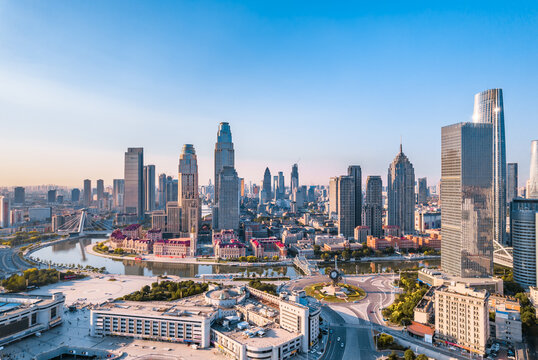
0;246;32;277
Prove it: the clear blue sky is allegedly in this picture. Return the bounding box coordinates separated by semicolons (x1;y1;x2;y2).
1;1;537;188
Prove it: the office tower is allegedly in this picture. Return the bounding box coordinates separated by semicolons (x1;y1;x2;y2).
14;187;25;204
507;163;518;204
387;144;415;234
417;177;428;205
362;204;383;238
158;174;167;209
216;166;240;230
0;196;10;228
510;198;538;289
528;140;538;199
47;189;57;203
278;172;285;200
166;202;181;234
308;186;316;203
291;163;299;194
214;122;235;204
365;176;383;209
240;178;245;198
178;144;200;234
124;147;144;218
143;165;156;212
441;122;494;278
347;165;362;227
273;176;279;200
112;179;124;209
435;283;489;355
71;188;80;203
83;179;92;207
336;176;355;238
96;179;104;208
473;88;506;244
329;177;339;216
261;167;272;204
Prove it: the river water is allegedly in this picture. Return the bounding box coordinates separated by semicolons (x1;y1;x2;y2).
31;237;440;278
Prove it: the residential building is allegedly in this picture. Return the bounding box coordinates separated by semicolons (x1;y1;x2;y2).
336;175;355;239
387;144;415;234
473;88;507;244
417;177;428;204
112;179;124;210
124;147;144;218
83;179;92;207
47;189;56;203
143;164;156;212
507;163;518;204
71;188;80;203
0;196;10;228
96;179;104;208
365;175;383;209
495;304;522;343
14;187;25;204
354;226;370;242
441;122;494;278
362;204;382;238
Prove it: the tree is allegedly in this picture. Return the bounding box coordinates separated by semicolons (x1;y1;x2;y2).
272;255;279;261
239;256;247;262
321;252;330;261
342;250;350;261
416;355;428;360
388;351;399;360
404;349;416;360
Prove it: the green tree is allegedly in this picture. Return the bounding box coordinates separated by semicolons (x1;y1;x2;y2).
416;355;428;360
404;349;416;360
388;351;399;360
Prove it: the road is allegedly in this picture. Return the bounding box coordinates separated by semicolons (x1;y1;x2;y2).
0;246;32;277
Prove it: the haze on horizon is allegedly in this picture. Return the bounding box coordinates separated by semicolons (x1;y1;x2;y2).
1;1;538;188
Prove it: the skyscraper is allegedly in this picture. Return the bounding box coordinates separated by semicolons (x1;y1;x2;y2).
143;165;156;212
387;145;415;234
158;173;167;209
473;88;506;244
214;122;234;204
0;196;10;228
273;176;279;200
336;176;355;239
417;177;428;205
83;179;92;207
528;140;538;199
507;163;518;204
71;188;80;203
278;171;285;200
112;179;124;209
441;122;494;278
96;179;104;208
124;147;144;218
14;187;25;204
329;177;339;217
217;166;240;230
510;198;538;289
291;163;299;195
178;144;200;235
348;165;362;227
365;176;383;209
261;167;272;204
362;204;383;238
47;189;57;203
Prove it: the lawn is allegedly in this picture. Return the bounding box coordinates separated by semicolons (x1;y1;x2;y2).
304;282;366;303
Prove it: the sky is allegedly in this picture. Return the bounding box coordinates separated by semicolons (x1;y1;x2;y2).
1;1;538;188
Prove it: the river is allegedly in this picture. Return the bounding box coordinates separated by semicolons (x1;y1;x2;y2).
31;237;440;278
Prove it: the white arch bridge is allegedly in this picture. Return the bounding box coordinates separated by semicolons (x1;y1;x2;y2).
57;209;114;236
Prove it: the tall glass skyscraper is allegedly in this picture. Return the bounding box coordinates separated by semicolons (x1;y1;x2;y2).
348;165;362;227
337;175;355;239
291;163;299;194
112;179;124;210
510;198;538;289
261;167;272;204
441;122;494;278
124;147;144;218
473;88;506;244
387;145;415;234
178;144;200;235
528;140;538;199
217;166;240;230
363;175;383;238
214;122;235;203
507;163;518;204
143;164;156;212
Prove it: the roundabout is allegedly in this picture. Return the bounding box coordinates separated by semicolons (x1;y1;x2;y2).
304;281;366;303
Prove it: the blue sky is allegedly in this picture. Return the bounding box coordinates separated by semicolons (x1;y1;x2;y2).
1;1;537;187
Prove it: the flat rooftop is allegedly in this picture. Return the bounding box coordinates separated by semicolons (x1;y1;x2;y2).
214;323;300;347
93;299;215;319
0;293;63;318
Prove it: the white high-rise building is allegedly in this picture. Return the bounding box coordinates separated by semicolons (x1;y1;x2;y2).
528;140;538;199
178;144;200;235
0;196;10;228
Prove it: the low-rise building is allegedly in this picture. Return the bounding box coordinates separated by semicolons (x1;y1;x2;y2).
418;268;503;294
0;293;65;346
495;304;522;343
153;237;195;257
250;237;287;259
435;283;489;355
366;234;441;251
322;241;362;252
214;239;246;259
413;287;435;324
314;235;346;246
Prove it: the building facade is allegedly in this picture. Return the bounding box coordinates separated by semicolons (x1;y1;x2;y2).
528;140;538;199
507;163;518;204
124;147;144;218
217;166;240;230
143;164;156;212
387;145;415;234
336;175;356;239
348;165;362;228
510;198;538;289
178;144;200;235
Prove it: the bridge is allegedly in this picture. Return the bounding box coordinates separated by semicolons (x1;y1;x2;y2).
293;256;320;276
57;209;114;236
493;239;513;268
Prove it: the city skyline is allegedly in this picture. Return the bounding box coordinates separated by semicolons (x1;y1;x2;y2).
1;2;538;187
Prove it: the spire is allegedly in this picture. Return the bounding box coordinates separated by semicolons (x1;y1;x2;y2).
400;136;403;153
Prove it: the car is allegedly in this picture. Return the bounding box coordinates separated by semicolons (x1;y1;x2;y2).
337;337;340;341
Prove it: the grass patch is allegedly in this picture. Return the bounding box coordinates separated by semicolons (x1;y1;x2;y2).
304;282;365;303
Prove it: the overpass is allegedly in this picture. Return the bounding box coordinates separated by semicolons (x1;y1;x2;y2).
293;256;320;276
493;239;513;268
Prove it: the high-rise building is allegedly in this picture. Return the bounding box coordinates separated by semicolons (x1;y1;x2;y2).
178;144;200;235
124;147;144;218
0;196;10;228
278;172;285;200
441;122;494;278
83;179;92;207
291;163;299;195
417;177;428;205
365;176;383;209
473;88;506;244
273;176;279;200
336;176;355;239
261;167;272;204
528;140;538;199
143;165;156;212
112;179;124;209
71;188;80;203
362;204;382;238
507;163;518;204
14;187;25;204
158;174;167;209
96;179;104;208
240;178;245;198
47;189;57;203
216;166;239;230
328;177;339;217
387;145;415;234
214;122;234;204
510;198;538;289
348;165;362;227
